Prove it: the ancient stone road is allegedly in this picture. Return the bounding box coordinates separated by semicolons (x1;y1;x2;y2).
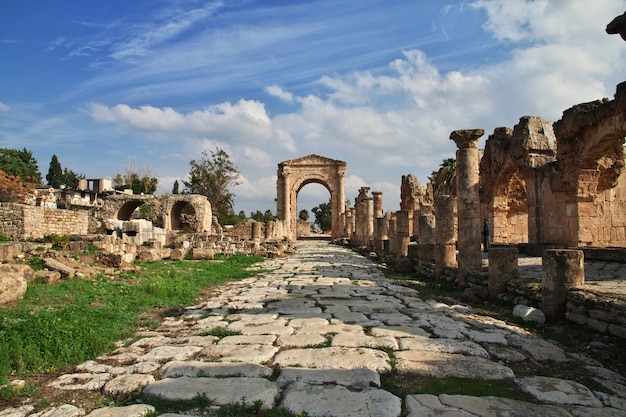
4;241;626;417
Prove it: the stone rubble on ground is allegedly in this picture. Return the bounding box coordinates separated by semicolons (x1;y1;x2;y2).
3;241;625;417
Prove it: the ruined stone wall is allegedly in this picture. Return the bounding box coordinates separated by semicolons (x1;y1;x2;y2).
0;203;89;240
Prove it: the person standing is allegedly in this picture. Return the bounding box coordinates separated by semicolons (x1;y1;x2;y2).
482;218;490;252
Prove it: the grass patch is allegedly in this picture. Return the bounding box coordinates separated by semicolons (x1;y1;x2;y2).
381;373;531;401
201;327;243;340
214;401;308;417
0;254;263;383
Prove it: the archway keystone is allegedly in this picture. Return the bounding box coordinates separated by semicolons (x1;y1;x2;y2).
277;154;346;241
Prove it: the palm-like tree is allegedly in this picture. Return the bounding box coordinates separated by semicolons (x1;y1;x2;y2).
429;158;457;196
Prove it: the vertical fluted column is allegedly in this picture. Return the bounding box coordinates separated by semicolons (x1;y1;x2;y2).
451;129;484;285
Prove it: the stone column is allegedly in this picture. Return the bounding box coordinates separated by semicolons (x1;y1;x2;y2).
388;213;398;256
372;191;383;219
488;247;518;299
396;210;410;257
542;249;585;321
418;208;435;265
451;129;484;285
251;221;262;241
435;195;456;279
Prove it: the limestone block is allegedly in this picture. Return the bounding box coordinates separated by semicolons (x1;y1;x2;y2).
160;360;272;379
137;249;161;263
169;248;187;261
0;264;28;306
102;374;155;397
191;247;214;260
85;404;155;417
43;257;75;279
512;304;546;325
34;404;85;417
142;376;280;409
516;376;602;407
277;367;380;389
281;382;401;417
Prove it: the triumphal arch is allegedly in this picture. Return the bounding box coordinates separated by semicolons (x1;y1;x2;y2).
276;154;346;241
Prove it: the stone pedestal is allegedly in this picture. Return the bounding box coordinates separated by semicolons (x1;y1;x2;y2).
435;196;456;279
488;247;518;299
451;129;484;285
542;249;585;321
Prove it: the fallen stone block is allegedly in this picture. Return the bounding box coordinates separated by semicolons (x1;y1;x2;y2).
43;257;75;278
0;264;28;306
137;249;162;263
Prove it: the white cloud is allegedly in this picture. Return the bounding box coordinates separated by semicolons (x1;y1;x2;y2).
89;99;297;151
265;85;294;102
0;102;9;112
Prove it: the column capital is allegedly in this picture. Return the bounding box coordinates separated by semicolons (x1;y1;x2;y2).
450;129;484;149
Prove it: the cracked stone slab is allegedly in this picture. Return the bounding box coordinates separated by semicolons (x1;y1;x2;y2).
507;334;568;362
398;336;489;358
227;322;295;335
102;374;155;397
217;335;277;345
273;347;391;372
406;394;574;417
370;325;431;338
277;367;380;389
331;332;398;350
29;405;85;417
85;404;155;417
135;345;203;362
143;376;280;409
277;334;328;348
395;351;515;380
160;360;273;378
48;373;111;391
281;382;401;417
516;376;603;407
199;343;278;363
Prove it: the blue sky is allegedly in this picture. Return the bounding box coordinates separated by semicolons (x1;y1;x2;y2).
1;0;625;215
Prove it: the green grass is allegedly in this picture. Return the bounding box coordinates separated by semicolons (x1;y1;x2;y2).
0;253;264;385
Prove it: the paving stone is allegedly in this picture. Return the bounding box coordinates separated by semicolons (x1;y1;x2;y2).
407;394;574;417
135;345;203;362
484;344;527;362
331;332;398;350
48;373;111;391
0;405;35;417
217;335;276;345
199;343;278;363
395;351;515;380
507;334;568;362
295;323;365;335
273;347;391;372
30;405;85;417
398;336;489;358
160;360;273;378
109;361;161;375
277;334;328;348
461;328;509;344
85;404;155;417
143;376;280;408
281;382;401;417
516;376;603;407
277;367;380;389
369;313;414;325
370;325;431;338
102;374;155;397
288;317;330;327
227;322;294;335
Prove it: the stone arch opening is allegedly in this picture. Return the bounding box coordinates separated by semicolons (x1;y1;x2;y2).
170;200;196;231
277;154;346;241
117;200;147;221
297;180;332;235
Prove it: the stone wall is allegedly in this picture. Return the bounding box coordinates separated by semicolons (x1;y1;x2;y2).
0;203;89;240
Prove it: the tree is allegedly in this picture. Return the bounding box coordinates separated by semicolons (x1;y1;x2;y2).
62;168;82;189
184;148;241;224
112;160;158;194
429;157;457;197
311;200;332;232
172;180;180;194
46;155;83;189
0;148;42;186
299;209;310;221
0;170;35;203
46;155;63;188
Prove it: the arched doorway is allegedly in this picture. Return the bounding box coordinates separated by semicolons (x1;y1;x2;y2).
277;154;346;241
